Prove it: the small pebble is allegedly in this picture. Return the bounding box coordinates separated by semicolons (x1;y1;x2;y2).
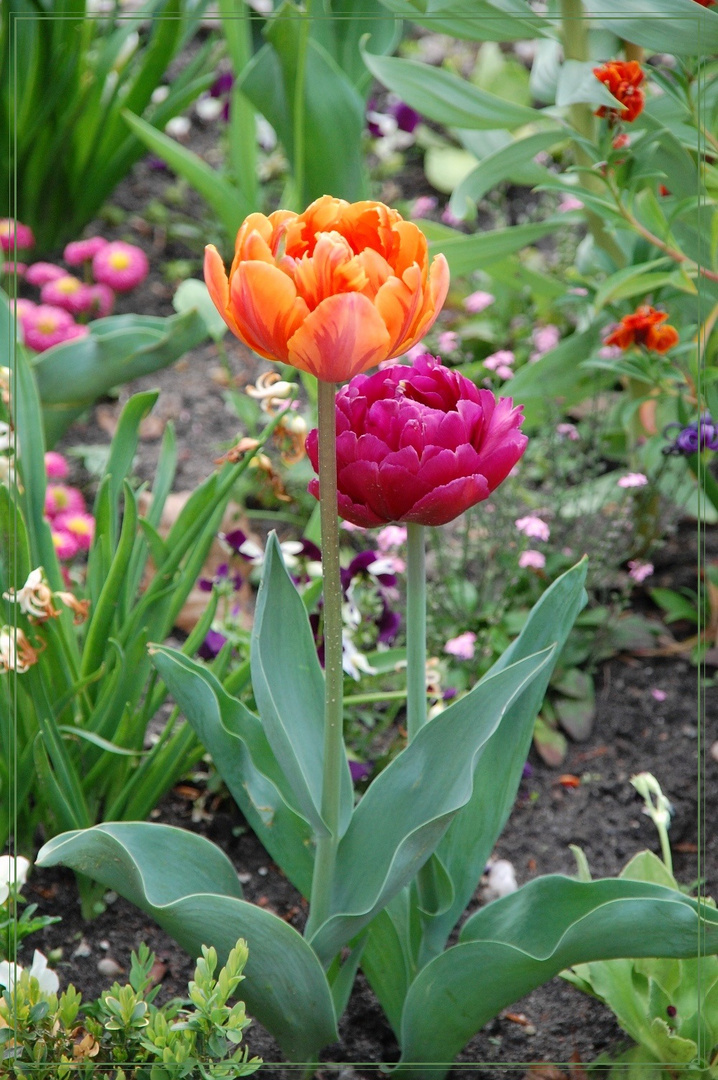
99;939;110;951
97;957;123;977
710;741;718;763
72;940;92;959
238;872;252;884
257;866;268;877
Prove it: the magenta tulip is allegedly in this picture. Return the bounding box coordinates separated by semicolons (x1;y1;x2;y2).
306;354;528;528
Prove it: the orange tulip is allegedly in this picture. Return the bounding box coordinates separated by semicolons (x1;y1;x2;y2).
204;195;450;383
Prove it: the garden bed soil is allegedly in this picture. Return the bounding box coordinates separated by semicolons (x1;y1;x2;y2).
21;75;718;1079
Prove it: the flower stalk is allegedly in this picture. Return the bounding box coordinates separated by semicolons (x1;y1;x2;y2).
308;379;345;935
406;523;427;742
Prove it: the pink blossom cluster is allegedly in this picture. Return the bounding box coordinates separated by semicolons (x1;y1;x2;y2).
3;219;149;353
43;452;95;562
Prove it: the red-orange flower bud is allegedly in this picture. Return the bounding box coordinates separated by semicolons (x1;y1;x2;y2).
204;196;450;383
604;306;679;354
594;61;645;123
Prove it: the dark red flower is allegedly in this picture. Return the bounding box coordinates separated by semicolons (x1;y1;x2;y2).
594;61;645;123
605;306;679;353
306;354;527;528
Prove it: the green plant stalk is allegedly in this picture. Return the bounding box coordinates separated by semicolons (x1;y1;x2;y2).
559;0;627;269
406;523;427;742
291;8;310;210
308;379;345;937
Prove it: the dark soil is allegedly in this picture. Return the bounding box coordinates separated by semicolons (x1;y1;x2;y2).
18;64;718;1079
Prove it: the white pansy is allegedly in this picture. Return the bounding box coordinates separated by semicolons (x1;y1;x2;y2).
0;854;30;906
0;950;59;995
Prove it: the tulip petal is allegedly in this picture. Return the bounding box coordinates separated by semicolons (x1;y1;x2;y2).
287;293;391;382
375;265;425;358
404;475;491;527
229;261;310;362
204;245;246;343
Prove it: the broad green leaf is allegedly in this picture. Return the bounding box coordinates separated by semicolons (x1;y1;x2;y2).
251;534;353;840
396;875;718;1078
508;323;607;427
361;901;413;1037
376;0;548;41
309;647;555;963
172;279;228;343
360;49;539;131
593;258;673;310
121;109;250;240
149;645;315;897
449;129;561;218
422;219;572;279
583;0;717;56
556;60;626;110
33;310;207;448
423;147;479;196
36;822;338;1061
418;560;588;960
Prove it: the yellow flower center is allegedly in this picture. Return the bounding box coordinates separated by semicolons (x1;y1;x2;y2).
37;316;59;334
57;277;80;294
109;252;130;270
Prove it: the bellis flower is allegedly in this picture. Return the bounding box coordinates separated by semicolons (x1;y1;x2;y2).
519;549;546;570
515;514;550;541
93;241;149;292
87;283;115;318
22;306;89;352
593;60;645;123
605;306;679;353
24;262;66;287
306;354;527;528
40;274;94;315
0;218;34;252
51;529;80;561
204;195;450;383
44;452;69;480
45;483;86;519
444;631;477;660
54;511;95;551
63;236;108;265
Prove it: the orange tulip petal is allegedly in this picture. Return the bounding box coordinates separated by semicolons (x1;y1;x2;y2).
375;264;425;357
229;261;310;362
287;292;391;382
204;245;245;342
358;246;394;297
389;253;450;357
292;232;368;310
391;220;429;282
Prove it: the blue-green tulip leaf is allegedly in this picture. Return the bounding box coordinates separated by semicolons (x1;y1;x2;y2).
251;533;353;840
396;875;718;1079
376;0;548;41
418;559;588;960
583;0;717;56
36;822;338;1061
449;129;560;219
149;644;314;897
308;647;555;963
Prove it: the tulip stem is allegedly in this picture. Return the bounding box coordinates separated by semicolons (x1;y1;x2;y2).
406;523;427;741
308;379;345;938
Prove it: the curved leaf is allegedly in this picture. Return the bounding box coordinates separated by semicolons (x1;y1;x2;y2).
396;875;718;1078
309;648;555;963
449;129;560;218
422;218;572;279
584;0;717;56
251;534;353;840
149;644;314;896
360;48;539;131
377;0;548;41
36;823;338;1062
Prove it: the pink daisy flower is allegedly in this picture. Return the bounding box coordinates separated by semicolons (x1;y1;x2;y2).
52;529;80;561
45;483;86;519
483;349;515;372
444;631;477;660
617;472;649;489
54;511;95;551
463;290;495;314
87;283;115;318
437;330;459;353
0;219;35;252
515;514;550;541
25;262;66;287
63;236;108;265
519;549;546;570
22;307;89;352
44;452;69;480
628;559;653;583
92;241;149;292
3;262;27;277
40;275;94;315
411;195;438;219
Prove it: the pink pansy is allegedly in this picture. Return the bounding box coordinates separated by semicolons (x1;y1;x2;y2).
628;559;653;583
45;483;86;519
22;306;89;352
515;514;550;541
519;549;546;570
25;262;66;287
92;241;149;292
40;275;94;315
650;688;667;702
0;219;34;252
87;283;115;318
411;196;438;219
463;290;495;314
437;330;459;353
558;196;584;212
376;525;408;551
444;631;477;660
52;529;80;561
63;236;108;265
306;354;527;528
54;511;95;551
44;452;69;480
556;422;580;441
483;349;515;372
617;472;648;489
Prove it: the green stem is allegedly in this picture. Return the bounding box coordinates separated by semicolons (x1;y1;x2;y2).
307;380;345;936
291;9;310;209
406;523;427;742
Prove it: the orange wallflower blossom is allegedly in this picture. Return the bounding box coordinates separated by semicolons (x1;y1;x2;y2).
593;61;645;123
204;195;450;383
605;306;679;353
